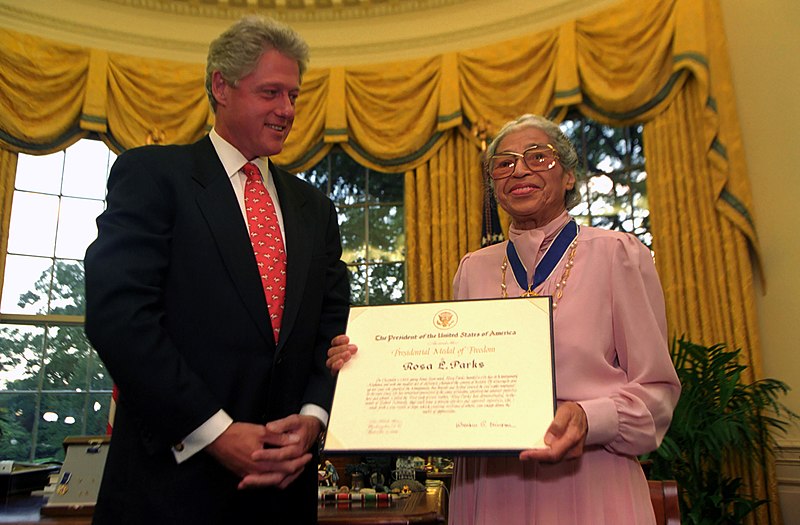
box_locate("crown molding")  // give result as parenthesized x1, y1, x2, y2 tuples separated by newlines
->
(98, 0, 473, 22)
(0, 0, 622, 67)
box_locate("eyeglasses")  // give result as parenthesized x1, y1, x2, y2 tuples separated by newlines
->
(488, 143, 560, 180)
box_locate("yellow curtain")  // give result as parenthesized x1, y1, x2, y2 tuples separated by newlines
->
(645, 80, 760, 365)
(0, 31, 89, 153)
(0, 0, 776, 518)
(641, 1, 772, 520)
(645, 80, 776, 524)
(406, 128, 483, 302)
(0, 149, 17, 294)
(104, 54, 211, 149)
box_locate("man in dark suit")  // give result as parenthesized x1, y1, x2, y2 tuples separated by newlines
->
(84, 15, 349, 524)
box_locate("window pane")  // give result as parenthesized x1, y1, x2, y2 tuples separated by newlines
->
(50, 260, 86, 316)
(0, 323, 45, 389)
(369, 171, 403, 202)
(1, 255, 53, 314)
(571, 199, 588, 216)
(561, 117, 650, 249)
(62, 139, 114, 199)
(89, 351, 114, 391)
(37, 392, 90, 461)
(368, 262, 405, 305)
(0, 392, 36, 461)
(295, 149, 405, 305)
(338, 206, 366, 263)
(56, 197, 103, 259)
(41, 326, 90, 391)
(589, 196, 615, 217)
(298, 165, 329, 192)
(330, 154, 366, 204)
(368, 205, 404, 262)
(7, 191, 59, 256)
(348, 265, 367, 305)
(87, 392, 113, 435)
(0, 323, 111, 461)
(588, 173, 614, 197)
(15, 152, 64, 194)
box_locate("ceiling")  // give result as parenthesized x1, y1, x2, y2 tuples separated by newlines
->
(0, 0, 620, 67)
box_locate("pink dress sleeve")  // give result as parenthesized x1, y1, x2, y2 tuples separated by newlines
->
(452, 252, 472, 300)
(577, 234, 680, 456)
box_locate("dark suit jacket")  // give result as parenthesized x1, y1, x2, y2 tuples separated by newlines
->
(84, 136, 350, 524)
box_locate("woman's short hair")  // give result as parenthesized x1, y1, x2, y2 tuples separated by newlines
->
(205, 15, 310, 110)
(485, 114, 582, 209)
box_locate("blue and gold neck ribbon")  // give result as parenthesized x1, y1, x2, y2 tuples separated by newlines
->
(506, 219, 579, 295)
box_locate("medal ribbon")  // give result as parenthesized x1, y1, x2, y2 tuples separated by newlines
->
(506, 219, 579, 294)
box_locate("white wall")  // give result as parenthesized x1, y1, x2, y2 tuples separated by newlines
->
(720, 0, 800, 439)
(721, 1, 800, 521)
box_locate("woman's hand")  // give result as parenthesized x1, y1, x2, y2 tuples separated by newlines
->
(519, 401, 588, 463)
(326, 334, 357, 375)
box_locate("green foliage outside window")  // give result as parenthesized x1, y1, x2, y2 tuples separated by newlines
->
(561, 116, 651, 248)
(1, 262, 112, 462)
(296, 147, 406, 305)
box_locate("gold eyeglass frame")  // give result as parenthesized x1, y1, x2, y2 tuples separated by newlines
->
(488, 143, 560, 180)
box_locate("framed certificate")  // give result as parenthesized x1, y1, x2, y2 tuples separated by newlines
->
(323, 297, 555, 455)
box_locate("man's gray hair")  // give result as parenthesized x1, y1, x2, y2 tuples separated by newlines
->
(205, 15, 310, 110)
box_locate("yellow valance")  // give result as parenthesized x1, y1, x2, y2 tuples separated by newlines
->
(0, 0, 760, 298)
(0, 0, 755, 247)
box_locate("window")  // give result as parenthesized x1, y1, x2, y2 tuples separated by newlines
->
(560, 116, 651, 248)
(0, 139, 116, 462)
(296, 147, 406, 306)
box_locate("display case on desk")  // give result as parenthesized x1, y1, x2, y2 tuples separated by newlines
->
(0, 462, 60, 504)
(41, 436, 109, 517)
(318, 483, 447, 525)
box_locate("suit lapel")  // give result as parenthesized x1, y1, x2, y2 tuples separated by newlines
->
(270, 161, 311, 353)
(191, 138, 275, 348)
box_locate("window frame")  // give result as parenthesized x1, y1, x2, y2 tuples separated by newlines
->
(1, 138, 115, 462)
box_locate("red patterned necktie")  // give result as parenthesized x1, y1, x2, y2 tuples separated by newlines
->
(242, 162, 286, 343)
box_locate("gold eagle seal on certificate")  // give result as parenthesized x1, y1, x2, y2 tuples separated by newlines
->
(433, 309, 458, 329)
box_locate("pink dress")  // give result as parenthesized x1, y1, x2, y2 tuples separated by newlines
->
(448, 211, 681, 525)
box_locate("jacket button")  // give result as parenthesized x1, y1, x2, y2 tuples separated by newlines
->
(174, 442, 185, 452)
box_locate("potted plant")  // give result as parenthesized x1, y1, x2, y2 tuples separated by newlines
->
(641, 337, 797, 524)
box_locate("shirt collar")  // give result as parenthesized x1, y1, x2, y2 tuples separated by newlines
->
(507, 211, 571, 271)
(209, 129, 268, 180)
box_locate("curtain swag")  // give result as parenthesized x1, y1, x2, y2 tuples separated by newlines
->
(0, 0, 756, 249)
(0, 0, 763, 358)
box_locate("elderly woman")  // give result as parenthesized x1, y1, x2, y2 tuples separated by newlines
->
(328, 114, 680, 524)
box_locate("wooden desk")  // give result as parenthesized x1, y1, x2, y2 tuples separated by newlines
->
(318, 486, 446, 525)
(4, 482, 676, 524)
(0, 494, 90, 525)
(0, 485, 446, 525)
